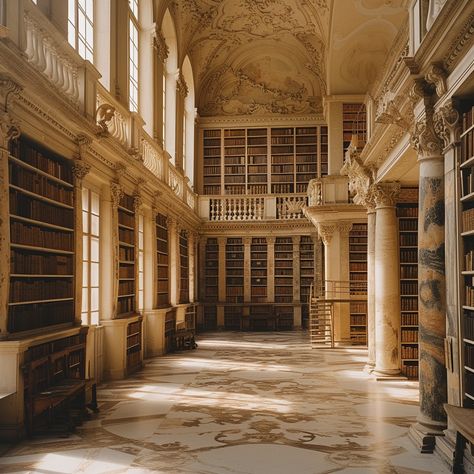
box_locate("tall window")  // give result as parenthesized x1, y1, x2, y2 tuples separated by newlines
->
(138, 214, 144, 311)
(182, 114, 186, 172)
(68, 0, 94, 62)
(162, 72, 166, 149)
(82, 188, 100, 325)
(129, 0, 139, 112)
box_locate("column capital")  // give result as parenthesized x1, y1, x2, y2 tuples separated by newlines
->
(373, 182, 400, 209)
(72, 160, 91, 183)
(217, 236, 227, 246)
(153, 27, 169, 63)
(266, 236, 276, 245)
(292, 235, 300, 246)
(177, 71, 188, 98)
(133, 192, 143, 213)
(433, 100, 461, 149)
(338, 222, 353, 237)
(75, 133, 93, 159)
(110, 181, 124, 208)
(243, 236, 252, 246)
(0, 74, 22, 148)
(317, 222, 336, 246)
(167, 215, 177, 230)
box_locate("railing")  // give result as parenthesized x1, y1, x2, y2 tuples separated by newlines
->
(200, 194, 308, 221)
(307, 176, 351, 206)
(314, 280, 368, 301)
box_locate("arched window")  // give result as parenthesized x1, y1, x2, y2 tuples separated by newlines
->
(182, 56, 195, 185)
(68, 0, 94, 61)
(162, 9, 178, 162)
(128, 0, 139, 112)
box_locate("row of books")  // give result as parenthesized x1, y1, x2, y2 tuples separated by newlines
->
(401, 345, 419, 359)
(118, 211, 135, 228)
(252, 287, 267, 296)
(9, 166, 74, 206)
(248, 156, 267, 165)
(248, 138, 267, 146)
(224, 147, 245, 155)
(349, 254, 366, 262)
(119, 247, 135, 261)
(11, 222, 74, 251)
(11, 251, 72, 275)
(402, 364, 419, 379)
(204, 166, 220, 175)
(402, 312, 419, 326)
(271, 184, 293, 193)
(119, 228, 135, 245)
(224, 138, 245, 146)
(400, 249, 418, 262)
(464, 345, 474, 367)
(224, 176, 245, 184)
(117, 295, 135, 314)
(204, 148, 221, 156)
(401, 281, 418, 294)
(350, 315, 366, 325)
(119, 265, 135, 279)
(248, 176, 267, 183)
(204, 130, 221, 138)
(157, 241, 168, 254)
(247, 146, 267, 154)
(9, 279, 72, 303)
(399, 220, 418, 231)
(205, 176, 220, 184)
(350, 302, 367, 313)
(465, 372, 474, 397)
(464, 249, 474, 271)
(401, 298, 418, 311)
(466, 285, 474, 307)
(461, 130, 474, 164)
(296, 164, 317, 172)
(465, 313, 474, 340)
(401, 329, 419, 342)
(350, 262, 367, 271)
(462, 208, 474, 232)
(461, 104, 473, 132)
(226, 287, 243, 296)
(203, 158, 220, 166)
(397, 207, 418, 218)
(271, 146, 293, 154)
(248, 185, 268, 194)
(119, 280, 135, 295)
(350, 237, 367, 244)
(400, 234, 418, 246)
(10, 193, 73, 229)
(157, 280, 168, 292)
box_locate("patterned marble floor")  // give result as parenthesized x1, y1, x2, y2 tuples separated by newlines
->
(0, 331, 449, 474)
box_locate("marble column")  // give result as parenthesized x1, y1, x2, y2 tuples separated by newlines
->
(243, 237, 251, 303)
(168, 217, 178, 306)
(373, 182, 401, 377)
(267, 237, 276, 302)
(409, 108, 448, 451)
(366, 205, 376, 371)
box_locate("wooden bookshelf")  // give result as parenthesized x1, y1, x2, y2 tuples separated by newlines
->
(164, 308, 176, 353)
(199, 305, 217, 331)
(201, 126, 327, 196)
(156, 213, 169, 308)
(224, 128, 246, 195)
(349, 223, 367, 345)
(226, 237, 244, 303)
(460, 104, 474, 405)
(343, 103, 366, 152)
(126, 320, 142, 373)
(224, 305, 242, 330)
(8, 138, 75, 333)
(300, 235, 315, 327)
(179, 231, 189, 304)
(203, 129, 221, 195)
(275, 237, 293, 303)
(251, 237, 267, 302)
(204, 238, 218, 301)
(398, 203, 419, 380)
(117, 193, 136, 317)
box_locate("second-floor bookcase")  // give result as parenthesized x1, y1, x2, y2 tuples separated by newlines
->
(8, 137, 75, 333)
(117, 193, 136, 317)
(275, 237, 293, 303)
(156, 213, 169, 308)
(226, 237, 244, 303)
(251, 237, 267, 302)
(179, 231, 189, 304)
(460, 103, 474, 406)
(398, 202, 419, 379)
(343, 103, 366, 152)
(349, 223, 367, 345)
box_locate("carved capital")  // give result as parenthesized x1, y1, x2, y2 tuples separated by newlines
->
(243, 236, 252, 246)
(133, 192, 143, 212)
(317, 223, 336, 246)
(373, 182, 400, 208)
(176, 72, 188, 98)
(153, 28, 169, 63)
(0, 75, 22, 148)
(266, 236, 276, 245)
(433, 101, 461, 148)
(168, 216, 177, 230)
(217, 236, 227, 246)
(338, 222, 353, 237)
(110, 181, 124, 208)
(410, 115, 444, 159)
(425, 63, 447, 97)
(72, 160, 91, 182)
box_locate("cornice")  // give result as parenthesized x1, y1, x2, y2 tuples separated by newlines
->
(200, 219, 313, 235)
(198, 114, 325, 128)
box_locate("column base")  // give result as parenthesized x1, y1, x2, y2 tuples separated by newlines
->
(371, 367, 406, 381)
(409, 415, 447, 453)
(364, 363, 375, 374)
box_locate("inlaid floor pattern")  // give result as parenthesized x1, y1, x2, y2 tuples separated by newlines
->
(0, 331, 449, 473)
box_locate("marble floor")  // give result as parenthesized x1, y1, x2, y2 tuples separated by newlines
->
(0, 331, 449, 474)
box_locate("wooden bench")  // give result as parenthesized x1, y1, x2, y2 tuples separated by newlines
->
(444, 404, 474, 473)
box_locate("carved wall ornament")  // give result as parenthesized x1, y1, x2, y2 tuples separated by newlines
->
(133, 192, 143, 212)
(443, 11, 474, 69)
(72, 160, 91, 182)
(177, 72, 189, 98)
(0, 75, 22, 147)
(373, 182, 401, 208)
(410, 115, 444, 159)
(433, 101, 461, 148)
(110, 181, 124, 208)
(338, 222, 353, 237)
(317, 223, 336, 246)
(95, 103, 116, 137)
(153, 28, 169, 63)
(375, 90, 411, 132)
(425, 63, 447, 97)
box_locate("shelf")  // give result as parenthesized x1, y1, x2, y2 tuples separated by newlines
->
(11, 274, 74, 278)
(11, 243, 74, 255)
(9, 184, 74, 210)
(9, 297, 74, 306)
(9, 156, 73, 188)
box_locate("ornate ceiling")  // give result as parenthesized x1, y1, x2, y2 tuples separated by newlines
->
(165, 0, 408, 118)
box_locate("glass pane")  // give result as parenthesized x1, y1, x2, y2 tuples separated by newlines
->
(91, 236, 99, 261)
(91, 214, 99, 236)
(81, 312, 88, 326)
(91, 191, 100, 215)
(91, 287, 99, 311)
(83, 235, 89, 260)
(91, 262, 99, 286)
(82, 261, 89, 286)
(91, 311, 99, 326)
(82, 288, 89, 312)
(82, 187, 89, 210)
(82, 210, 89, 233)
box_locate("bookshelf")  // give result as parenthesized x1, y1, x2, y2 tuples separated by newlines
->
(251, 237, 267, 303)
(203, 129, 221, 195)
(199, 305, 217, 331)
(117, 193, 136, 317)
(300, 235, 315, 327)
(343, 103, 367, 152)
(225, 306, 242, 330)
(126, 320, 142, 373)
(349, 223, 367, 345)
(460, 104, 474, 405)
(204, 238, 218, 301)
(398, 203, 419, 380)
(200, 126, 328, 196)
(156, 213, 169, 308)
(8, 137, 75, 333)
(226, 237, 244, 303)
(165, 308, 176, 353)
(179, 231, 189, 304)
(275, 237, 293, 303)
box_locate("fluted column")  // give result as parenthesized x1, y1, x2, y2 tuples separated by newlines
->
(267, 237, 276, 302)
(409, 102, 448, 450)
(373, 182, 401, 377)
(366, 205, 376, 371)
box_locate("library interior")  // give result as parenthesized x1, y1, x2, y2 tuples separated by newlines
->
(0, 0, 473, 473)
